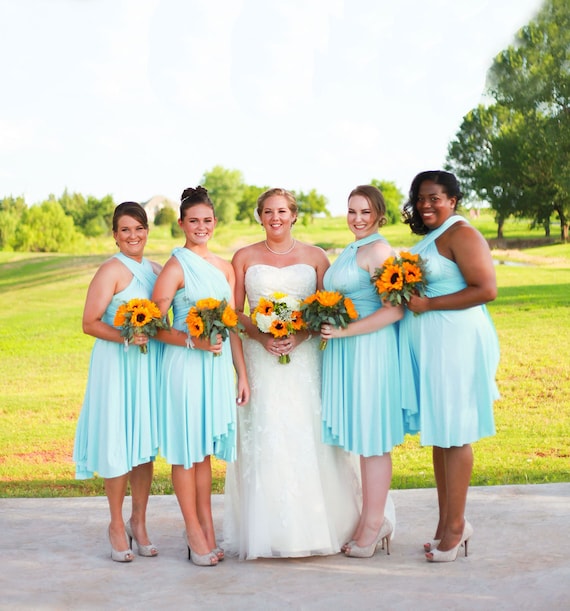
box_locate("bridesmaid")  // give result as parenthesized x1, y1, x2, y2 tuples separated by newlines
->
(73, 201, 161, 562)
(152, 186, 249, 567)
(320, 185, 404, 557)
(399, 170, 499, 562)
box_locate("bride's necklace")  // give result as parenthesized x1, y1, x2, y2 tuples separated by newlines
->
(264, 239, 296, 255)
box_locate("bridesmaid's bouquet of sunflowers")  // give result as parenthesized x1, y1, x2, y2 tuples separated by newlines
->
(186, 297, 242, 356)
(114, 298, 170, 354)
(372, 251, 428, 309)
(251, 292, 305, 364)
(301, 290, 358, 350)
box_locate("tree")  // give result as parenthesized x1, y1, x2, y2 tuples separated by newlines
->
(59, 190, 115, 236)
(201, 166, 245, 223)
(154, 206, 177, 226)
(294, 189, 330, 224)
(14, 199, 82, 252)
(370, 180, 403, 225)
(0, 196, 27, 250)
(236, 185, 269, 222)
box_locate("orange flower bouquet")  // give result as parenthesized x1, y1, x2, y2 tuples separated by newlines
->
(372, 251, 428, 309)
(186, 297, 242, 357)
(251, 292, 305, 364)
(301, 290, 359, 350)
(114, 298, 169, 354)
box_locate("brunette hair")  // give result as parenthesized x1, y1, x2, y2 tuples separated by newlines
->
(179, 186, 215, 219)
(112, 201, 148, 232)
(402, 170, 464, 235)
(348, 185, 387, 228)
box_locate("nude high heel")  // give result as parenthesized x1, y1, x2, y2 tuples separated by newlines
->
(125, 519, 158, 557)
(183, 531, 218, 567)
(108, 527, 134, 563)
(423, 539, 440, 552)
(425, 520, 473, 563)
(345, 518, 393, 558)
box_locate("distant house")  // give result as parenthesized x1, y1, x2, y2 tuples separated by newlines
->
(141, 195, 178, 224)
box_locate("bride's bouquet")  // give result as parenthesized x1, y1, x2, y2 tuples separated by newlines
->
(251, 292, 305, 364)
(186, 297, 242, 356)
(371, 251, 428, 310)
(301, 290, 358, 350)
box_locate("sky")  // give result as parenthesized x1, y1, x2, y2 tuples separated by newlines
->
(0, 0, 544, 216)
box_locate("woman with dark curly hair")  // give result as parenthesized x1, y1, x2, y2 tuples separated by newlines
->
(399, 170, 500, 562)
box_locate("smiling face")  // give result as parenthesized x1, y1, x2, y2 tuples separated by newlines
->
(416, 180, 457, 229)
(178, 203, 217, 246)
(113, 214, 148, 259)
(259, 194, 297, 238)
(347, 193, 380, 240)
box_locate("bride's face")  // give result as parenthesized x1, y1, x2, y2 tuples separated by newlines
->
(260, 195, 296, 238)
(347, 194, 379, 240)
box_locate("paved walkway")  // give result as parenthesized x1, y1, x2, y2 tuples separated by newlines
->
(1, 483, 569, 610)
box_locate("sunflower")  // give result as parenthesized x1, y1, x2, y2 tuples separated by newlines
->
(114, 303, 129, 327)
(290, 310, 305, 331)
(399, 251, 419, 262)
(196, 297, 221, 310)
(344, 297, 359, 320)
(377, 264, 404, 292)
(402, 261, 422, 283)
(222, 305, 238, 328)
(269, 319, 289, 338)
(256, 297, 274, 316)
(131, 305, 153, 327)
(303, 293, 318, 305)
(187, 315, 205, 337)
(316, 290, 342, 307)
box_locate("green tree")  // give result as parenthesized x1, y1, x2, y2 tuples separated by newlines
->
(236, 185, 269, 222)
(293, 189, 330, 223)
(0, 196, 27, 250)
(59, 191, 115, 236)
(201, 166, 245, 223)
(154, 206, 178, 226)
(370, 180, 403, 225)
(14, 199, 81, 252)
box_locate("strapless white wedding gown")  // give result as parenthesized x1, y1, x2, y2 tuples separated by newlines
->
(223, 264, 363, 559)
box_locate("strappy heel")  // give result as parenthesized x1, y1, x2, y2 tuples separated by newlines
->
(125, 519, 158, 557)
(425, 520, 473, 563)
(345, 518, 393, 558)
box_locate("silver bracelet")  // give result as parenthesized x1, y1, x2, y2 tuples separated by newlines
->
(186, 335, 195, 350)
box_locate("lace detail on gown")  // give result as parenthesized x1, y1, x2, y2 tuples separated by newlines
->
(223, 264, 362, 559)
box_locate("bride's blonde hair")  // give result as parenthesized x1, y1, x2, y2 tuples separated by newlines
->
(256, 188, 298, 224)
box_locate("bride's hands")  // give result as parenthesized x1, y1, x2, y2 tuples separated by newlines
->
(264, 335, 294, 358)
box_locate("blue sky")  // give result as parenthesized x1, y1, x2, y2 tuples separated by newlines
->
(0, 0, 543, 215)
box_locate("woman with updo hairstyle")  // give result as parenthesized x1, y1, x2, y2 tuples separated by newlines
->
(399, 170, 499, 562)
(319, 185, 403, 558)
(152, 186, 249, 567)
(223, 187, 361, 560)
(74, 201, 162, 562)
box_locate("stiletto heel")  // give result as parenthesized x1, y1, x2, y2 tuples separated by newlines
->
(125, 519, 158, 557)
(108, 527, 134, 563)
(183, 532, 218, 567)
(345, 518, 393, 558)
(425, 520, 473, 563)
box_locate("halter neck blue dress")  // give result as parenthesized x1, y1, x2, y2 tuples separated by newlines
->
(74, 253, 161, 479)
(399, 215, 500, 446)
(321, 234, 405, 456)
(158, 247, 236, 468)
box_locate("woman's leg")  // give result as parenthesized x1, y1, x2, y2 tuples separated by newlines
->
(353, 453, 392, 547)
(438, 444, 473, 551)
(171, 463, 212, 556)
(432, 446, 447, 540)
(128, 461, 154, 545)
(105, 474, 131, 554)
(195, 457, 217, 550)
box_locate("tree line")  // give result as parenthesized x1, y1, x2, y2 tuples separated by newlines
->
(446, 0, 569, 241)
(0, 170, 403, 253)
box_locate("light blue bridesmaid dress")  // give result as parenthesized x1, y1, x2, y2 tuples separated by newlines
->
(399, 215, 500, 447)
(321, 234, 405, 456)
(158, 247, 236, 468)
(73, 252, 161, 479)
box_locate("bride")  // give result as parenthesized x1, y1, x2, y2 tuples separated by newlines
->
(223, 188, 361, 559)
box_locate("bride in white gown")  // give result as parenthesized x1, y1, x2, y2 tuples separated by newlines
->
(223, 188, 362, 559)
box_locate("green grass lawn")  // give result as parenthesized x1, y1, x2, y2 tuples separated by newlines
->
(0, 213, 569, 497)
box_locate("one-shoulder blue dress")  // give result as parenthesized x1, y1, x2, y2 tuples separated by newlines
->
(73, 253, 161, 479)
(158, 247, 236, 468)
(399, 215, 500, 447)
(321, 234, 405, 456)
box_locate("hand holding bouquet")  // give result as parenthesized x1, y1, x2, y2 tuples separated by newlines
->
(301, 290, 358, 350)
(186, 297, 242, 356)
(371, 251, 428, 310)
(251, 292, 305, 364)
(114, 298, 170, 354)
